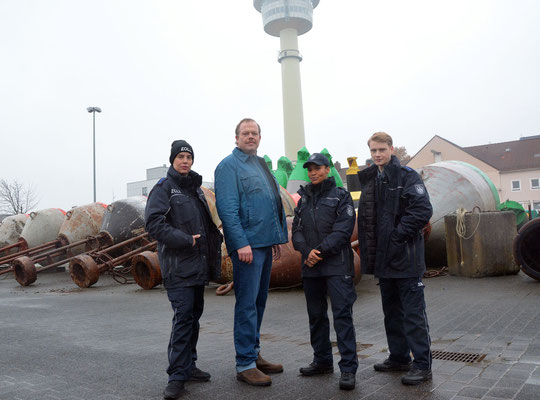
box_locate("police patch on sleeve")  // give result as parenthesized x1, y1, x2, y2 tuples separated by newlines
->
(414, 184, 425, 195)
(346, 205, 354, 216)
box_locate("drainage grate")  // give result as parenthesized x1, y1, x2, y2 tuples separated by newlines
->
(432, 350, 486, 363)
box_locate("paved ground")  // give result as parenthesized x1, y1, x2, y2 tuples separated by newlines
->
(0, 268, 539, 400)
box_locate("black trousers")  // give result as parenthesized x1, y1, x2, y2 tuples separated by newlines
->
(379, 277, 432, 370)
(166, 285, 205, 382)
(303, 275, 358, 373)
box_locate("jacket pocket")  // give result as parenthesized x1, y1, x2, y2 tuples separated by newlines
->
(164, 246, 200, 280)
(387, 237, 409, 271)
(240, 174, 263, 194)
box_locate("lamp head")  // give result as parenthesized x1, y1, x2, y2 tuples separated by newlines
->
(86, 107, 102, 113)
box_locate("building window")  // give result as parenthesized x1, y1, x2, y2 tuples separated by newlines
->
(142, 187, 148, 196)
(511, 180, 521, 192)
(533, 202, 540, 211)
(531, 178, 540, 190)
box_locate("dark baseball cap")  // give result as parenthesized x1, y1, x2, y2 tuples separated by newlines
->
(303, 153, 330, 168)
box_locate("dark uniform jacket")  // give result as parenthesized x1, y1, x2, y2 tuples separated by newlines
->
(145, 167, 222, 289)
(357, 156, 432, 278)
(292, 177, 356, 278)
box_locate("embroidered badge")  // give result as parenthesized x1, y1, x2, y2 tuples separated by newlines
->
(414, 184, 425, 195)
(346, 205, 354, 217)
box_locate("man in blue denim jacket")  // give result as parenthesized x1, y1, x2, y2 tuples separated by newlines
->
(214, 118, 288, 387)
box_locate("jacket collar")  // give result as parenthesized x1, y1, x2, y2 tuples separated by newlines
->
(233, 147, 257, 162)
(167, 167, 203, 189)
(357, 155, 401, 185)
(298, 176, 336, 197)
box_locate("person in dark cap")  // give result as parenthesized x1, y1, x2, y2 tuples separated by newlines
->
(292, 153, 358, 391)
(145, 140, 223, 399)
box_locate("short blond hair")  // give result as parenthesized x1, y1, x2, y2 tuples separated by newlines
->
(367, 132, 393, 147)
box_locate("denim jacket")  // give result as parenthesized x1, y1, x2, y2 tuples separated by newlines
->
(214, 148, 288, 254)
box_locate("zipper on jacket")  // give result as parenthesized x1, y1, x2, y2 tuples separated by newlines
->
(254, 158, 285, 242)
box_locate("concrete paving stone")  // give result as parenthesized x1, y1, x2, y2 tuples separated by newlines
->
(456, 385, 490, 398)
(514, 383, 540, 400)
(482, 397, 512, 400)
(496, 377, 528, 389)
(502, 368, 532, 380)
(510, 363, 538, 372)
(519, 356, 540, 364)
(486, 386, 520, 398)
(524, 376, 540, 385)
(424, 390, 459, 400)
(450, 373, 478, 384)
(434, 362, 464, 375)
(468, 377, 498, 388)
(437, 380, 466, 391)
(480, 370, 510, 380)
(2, 272, 540, 400)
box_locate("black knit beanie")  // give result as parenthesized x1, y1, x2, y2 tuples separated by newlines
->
(169, 140, 194, 164)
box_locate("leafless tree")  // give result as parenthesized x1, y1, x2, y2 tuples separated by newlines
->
(394, 146, 411, 164)
(0, 179, 39, 215)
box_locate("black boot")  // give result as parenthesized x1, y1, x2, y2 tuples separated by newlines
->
(401, 368, 432, 385)
(163, 380, 185, 399)
(339, 372, 356, 390)
(299, 362, 334, 376)
(373, 358, 412, 372)
(189, 367, 211, 382)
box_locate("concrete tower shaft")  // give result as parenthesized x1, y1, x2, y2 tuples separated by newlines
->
(254, 0, 320, 160)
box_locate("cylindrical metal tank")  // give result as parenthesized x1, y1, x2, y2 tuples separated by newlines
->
(0, 214, 29, 248)
(58, 202, 108, 254)
(100, 197, 147, 244)
(20, 208, 66, 249)
(513, 218, 540, 281)
(417, 161, 500, 267)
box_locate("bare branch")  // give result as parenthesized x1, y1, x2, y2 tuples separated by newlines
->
(394, 146, 411, 164)
(0, 179, 39, 215)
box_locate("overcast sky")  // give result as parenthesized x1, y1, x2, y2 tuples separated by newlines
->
(1, 0, 539, 211)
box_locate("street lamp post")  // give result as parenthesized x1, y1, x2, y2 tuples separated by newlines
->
(86, 106, 102, 202)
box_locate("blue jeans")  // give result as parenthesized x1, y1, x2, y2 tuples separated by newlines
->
(231, 246, 273, 372)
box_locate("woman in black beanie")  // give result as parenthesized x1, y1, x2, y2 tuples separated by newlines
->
(145, 140, 222, 399)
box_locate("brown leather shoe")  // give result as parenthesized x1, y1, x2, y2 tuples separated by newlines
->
(256, 353, 284, 374)
(237, 368, 272, 386)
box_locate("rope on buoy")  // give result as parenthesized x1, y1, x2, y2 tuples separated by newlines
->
(455, 207, 481, 266)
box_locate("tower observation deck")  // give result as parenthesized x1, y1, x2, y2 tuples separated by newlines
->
(254, 0, 320, 160)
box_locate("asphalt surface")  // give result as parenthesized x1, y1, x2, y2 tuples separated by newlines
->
(1, 268, 539, 400)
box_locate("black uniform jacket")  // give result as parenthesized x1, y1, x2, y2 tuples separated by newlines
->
(357, 156, 433, 278)
(145, 167, 222, 289)
(292, 177, 356, 278)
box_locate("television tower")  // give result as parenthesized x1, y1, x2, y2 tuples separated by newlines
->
(254, 0, 320, 160)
